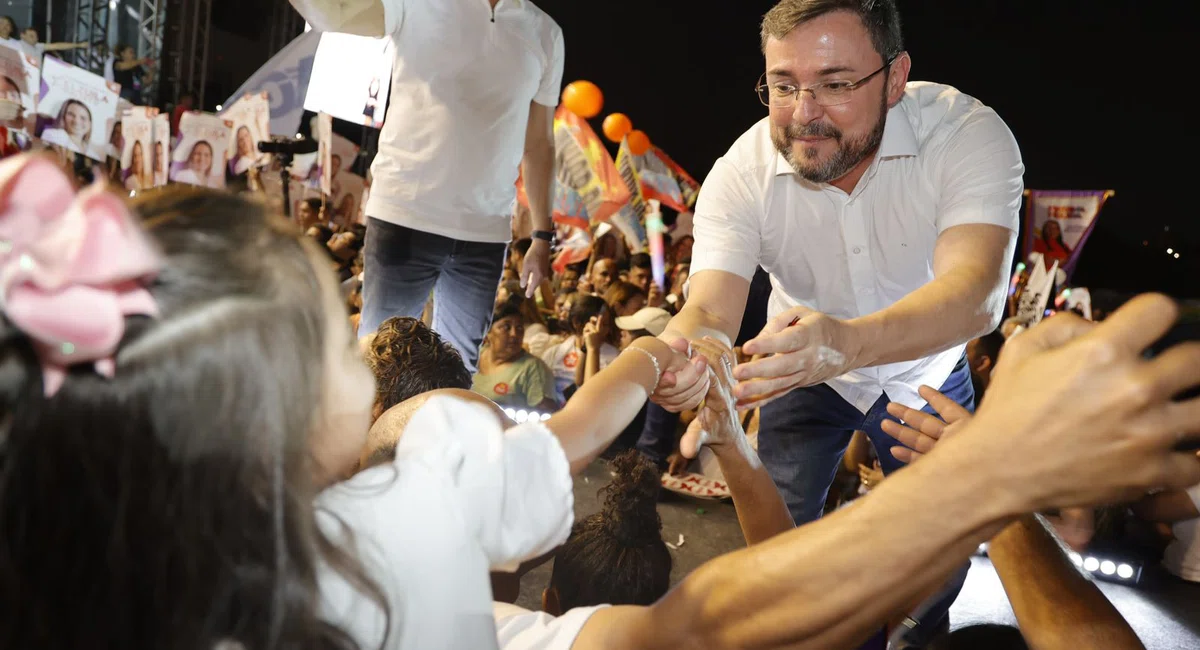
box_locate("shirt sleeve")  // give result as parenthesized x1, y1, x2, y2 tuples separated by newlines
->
(934, 108, 1025, 234)
(533, 25, 565, 107)
(520, 356, 556, 408)
(396, 395, 574, 570)
(689, 157, 763, 282)
(495, 606, 609, 650)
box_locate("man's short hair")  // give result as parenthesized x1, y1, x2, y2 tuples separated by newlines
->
(365, 317, 472, 414)
(974, 329, 1005, 364)
(761, 0, 904, 61)
(629, 252, 652, 270)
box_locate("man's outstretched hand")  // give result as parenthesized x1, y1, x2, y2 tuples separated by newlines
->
(650, 337, 710, 412)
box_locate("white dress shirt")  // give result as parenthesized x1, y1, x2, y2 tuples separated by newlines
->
(691, 82, 1024, 412)
(317, 395, 575, 649)
(493, 602, 607, 650)
(365, 0, 565, 243)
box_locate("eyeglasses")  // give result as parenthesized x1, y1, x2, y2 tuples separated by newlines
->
(756, 56, 897, 109)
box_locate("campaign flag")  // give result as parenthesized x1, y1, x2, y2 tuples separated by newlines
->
(1022, 190, 1114, 279)
(225, 29, 320, 137)
(553, 105, 629, 224)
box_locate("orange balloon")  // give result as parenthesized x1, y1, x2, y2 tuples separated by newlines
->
(627, 130, 652, 156)
(562, 81, 604, 118)
(602, 113, 633, 143)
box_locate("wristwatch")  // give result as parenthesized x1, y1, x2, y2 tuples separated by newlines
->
(531, 230, 554, 244)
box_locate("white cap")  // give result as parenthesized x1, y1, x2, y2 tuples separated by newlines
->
(614, 307, 672, 336)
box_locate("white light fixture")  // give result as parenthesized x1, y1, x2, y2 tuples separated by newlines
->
(1117, 564, 1134, 579)
(1167, 248, 1174, 254)
(1175, 253, 1181, 259)
(541, 412, 552, 421)
(1083, 557, 1100, 572)
(1100, 561, 1116, 576)
(108, 0, 117, 10)
(215, 104, 223, 111)
(1069, 552, 1083, 567)
(515, 410, 528, 423)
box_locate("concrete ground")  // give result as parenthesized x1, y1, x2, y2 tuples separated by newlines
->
(515, 460, 1200, 649)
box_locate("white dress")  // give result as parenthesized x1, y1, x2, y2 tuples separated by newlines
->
(316, 395, 577, 649)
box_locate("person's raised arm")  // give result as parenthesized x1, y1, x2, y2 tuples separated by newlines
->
(680, 338, 793, 545)
(289, 0, 388, 36)
(546, 336, 700, 475)
(569, 295, 1200, 650)
(988, 515, 1145, 650)
(653, 157, 760, 411)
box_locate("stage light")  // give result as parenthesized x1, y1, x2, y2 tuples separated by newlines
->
(515, 410, 528, 423)
(1083, 557, 1100, 572)
(1175, 253, 1181, 259)
(215, 104, 223, 111)
(1167, 248, 1174, 254)
(1117, 564, 1134, 579)
(1069, 552, 1083, 566)
(1100, 561, 1116, 576)
(541, 412, 552, 421)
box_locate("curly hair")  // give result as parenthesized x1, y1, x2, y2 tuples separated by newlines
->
(549, 450, 672, 609)
(364, 317, 471, 417)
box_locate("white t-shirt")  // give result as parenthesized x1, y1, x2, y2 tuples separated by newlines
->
(541, 336, 618, 403)
(365, 0, 566, 243)
(493, 602, 606, 650)
(1164, 484, 1200, 582)
(690, 82, 1024, 412)
(316, 395, 574, 649)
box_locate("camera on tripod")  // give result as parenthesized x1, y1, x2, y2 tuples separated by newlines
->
(258, 136, 320, 219)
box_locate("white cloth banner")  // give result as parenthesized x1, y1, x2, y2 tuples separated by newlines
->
(224, 30, 321, 137)
(1016, 252, 1058, 326)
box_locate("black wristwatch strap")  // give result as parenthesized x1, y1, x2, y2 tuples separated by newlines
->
(531, 230, 554, 242)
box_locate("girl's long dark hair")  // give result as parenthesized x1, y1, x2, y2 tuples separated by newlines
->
(0, 187, 386, 649)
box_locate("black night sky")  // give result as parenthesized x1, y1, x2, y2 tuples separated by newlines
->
(216, 0, 1194, 298)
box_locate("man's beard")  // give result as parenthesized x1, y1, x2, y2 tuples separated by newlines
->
(771, 93, 888, 184)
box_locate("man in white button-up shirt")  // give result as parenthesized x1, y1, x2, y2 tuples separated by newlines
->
(652, 1, 1022, 642)
(289, 0, 564, 372)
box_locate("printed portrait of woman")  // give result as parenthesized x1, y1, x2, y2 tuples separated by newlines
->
(152, 140, 165, 185)
(336, 192, 356, 228)
(123, 139, 153, 191)
(171, 139, 221, 189)
(1032, 218, 1072, 267)
(0, 75, 25, 130)
(228, 125, 256, 177)
(362, 76, 380, 123)
(39, 98, 93, 154)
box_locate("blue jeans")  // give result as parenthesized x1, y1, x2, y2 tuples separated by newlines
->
(360, 218, 507, 373)
(757, 354, 975, 647)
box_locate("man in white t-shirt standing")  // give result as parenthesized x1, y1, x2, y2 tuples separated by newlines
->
(650, 1, 1022, 644)
(290, 0, 564, 372)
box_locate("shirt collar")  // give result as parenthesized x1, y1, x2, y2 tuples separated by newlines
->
(774, 101, 919, 177)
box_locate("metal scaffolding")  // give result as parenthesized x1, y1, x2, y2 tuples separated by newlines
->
(136, 0, 165, 102)
(70, 0, 111, 74)
(161, 0, 212, 106)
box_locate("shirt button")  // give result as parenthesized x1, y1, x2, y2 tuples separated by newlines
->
(852, 247, 862, 254)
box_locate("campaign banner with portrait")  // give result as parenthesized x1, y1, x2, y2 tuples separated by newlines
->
(171, 112, 232, 189)
(1022, 190, 1113, 278)
(323, 131, 359, 199)
(34, 56, 121, 161)
(152, 113, 170, 186)
(304, 32, 393, 129)
(120, 107, 157, 191)
(0, 40, 39, 138)
(330, 171, 366, 229)
(220, 92, 271, 176)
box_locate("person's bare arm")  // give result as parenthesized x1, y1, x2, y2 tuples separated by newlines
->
(988, 516, 1145, 650)
(547, 337, 698, 475)
(1132, 489, 1200, 524)
(42, 41, 86, 52)
(682, 339, 793, 545)
(520, 101, 555, 297)
(289, 0, 386, 36)
(735, 224, 1014, 407)
(849, 223, 1016, 366)
(650, 269, 750, 411)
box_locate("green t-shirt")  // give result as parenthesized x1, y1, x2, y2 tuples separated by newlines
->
(472, 351, 557, 410)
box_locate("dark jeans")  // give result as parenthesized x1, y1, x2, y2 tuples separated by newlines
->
(635, 402, 682, 469)
(757, 354, 976, 647)
(360, 218, 507, 372)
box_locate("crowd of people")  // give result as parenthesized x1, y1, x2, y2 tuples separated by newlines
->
(2, 0, 1199, 649)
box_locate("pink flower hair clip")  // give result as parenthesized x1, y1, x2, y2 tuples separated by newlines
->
(0, 155, 162, 396)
